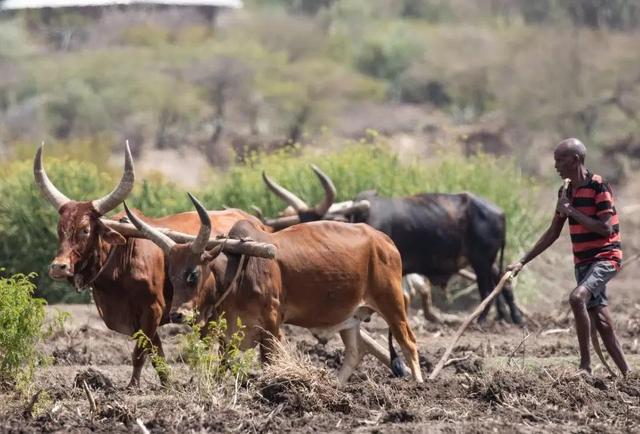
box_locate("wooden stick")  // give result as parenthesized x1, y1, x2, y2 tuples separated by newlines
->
(590, 315, 616, 377)
(82, 380, 97, 413)
(507, 331, 532, 366)
(429, 271, 513, 380)
(101, 219, 277, 259)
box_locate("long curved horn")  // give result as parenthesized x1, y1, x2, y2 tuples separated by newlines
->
(123, 202, 175, 255)
(310, 164, 336, 216)
(91, 141, 135, 216)
(262, 170, 308, 212)
(33, 143, 72, 211)
(187, 193, 211, 254)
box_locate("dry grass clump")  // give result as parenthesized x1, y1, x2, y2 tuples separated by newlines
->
(256, 338, 352, 415)
(471, 366, 640, 426)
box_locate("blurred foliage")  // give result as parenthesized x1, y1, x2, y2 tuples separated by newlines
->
(1, 2, 639, 164)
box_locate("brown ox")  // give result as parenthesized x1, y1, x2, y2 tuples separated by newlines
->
(124, 194, 424, 384)
(34, 144, 260, 388)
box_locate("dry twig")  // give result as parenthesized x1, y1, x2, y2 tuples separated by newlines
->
(507, 332, 533, 366)
(429, 271, 513, 380)
(81, 380, 96, 413)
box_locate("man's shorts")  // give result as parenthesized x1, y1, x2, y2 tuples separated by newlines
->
(574, 261, 618, 310)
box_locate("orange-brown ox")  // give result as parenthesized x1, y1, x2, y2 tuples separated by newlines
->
(34, 144, 261, 388)
(124, 194, 424, 384)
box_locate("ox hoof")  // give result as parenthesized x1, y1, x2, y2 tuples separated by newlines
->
(511, 309, 524, 325)
(391, 358, 409, 378)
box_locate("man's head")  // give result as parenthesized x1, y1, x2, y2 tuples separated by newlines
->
(554, 138, 587, 179)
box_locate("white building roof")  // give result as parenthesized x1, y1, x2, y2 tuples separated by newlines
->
(0, 0, 242, 10)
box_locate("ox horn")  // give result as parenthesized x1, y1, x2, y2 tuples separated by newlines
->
(187, 193, 211, 254)
(262, 170, 308, 212)
(123, 202, 176, 255)
(310, 164, 336, 216)
(33, 142, 72, 211)
(91, 141, 135, 216)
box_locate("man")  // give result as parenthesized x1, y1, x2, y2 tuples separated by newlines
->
(507, 138, 629, 376)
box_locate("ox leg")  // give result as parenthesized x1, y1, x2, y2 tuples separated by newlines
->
(387, 320, 423, 383)
(150, 332, 170, 386)
(127, 304, 164, 389)
(337, 327, 365, 384)
(492, 264, 522, 324)
(403, 292, 411, 317)
(418, 281, 441, 323)
(259, 310, 282, 365)
(472, 264, 496, 324)
(392, 322, 423, 383)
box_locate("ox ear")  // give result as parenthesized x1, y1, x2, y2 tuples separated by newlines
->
(96, 221, 126, 245)
(209, 252, 244, 292)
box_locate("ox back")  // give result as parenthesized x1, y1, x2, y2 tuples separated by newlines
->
(352, 191, 521, 323)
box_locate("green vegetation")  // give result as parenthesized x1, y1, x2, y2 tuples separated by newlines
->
(180, 314, 256, 391)
(0, 272, 47, 388)
(133, 330, 171, 385)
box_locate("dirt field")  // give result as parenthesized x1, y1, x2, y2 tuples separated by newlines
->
(2, 180, 639, 433)
(1, 265, 639, 433)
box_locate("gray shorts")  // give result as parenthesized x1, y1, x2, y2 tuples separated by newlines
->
(574, 261, 618, 310)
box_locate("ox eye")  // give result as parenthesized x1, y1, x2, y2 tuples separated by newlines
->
(185, 269, 200, 285)
(80, 227, 90, 237)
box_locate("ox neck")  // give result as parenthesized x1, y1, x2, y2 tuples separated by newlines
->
(74, 238, 121, 291)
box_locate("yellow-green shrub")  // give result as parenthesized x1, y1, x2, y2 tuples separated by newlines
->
(0, 272, 47, 388)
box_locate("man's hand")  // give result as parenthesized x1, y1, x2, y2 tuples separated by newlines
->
(506, 261, 524, 276)
(556, 193, 572, 217)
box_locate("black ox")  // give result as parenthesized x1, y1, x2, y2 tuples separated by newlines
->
(262, 170, 522, 324)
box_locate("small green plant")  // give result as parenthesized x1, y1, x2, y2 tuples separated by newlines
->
(0, 271, 47, 389)
(181, 314, 256, 389)
(45, 309, 71, 339)
(132, 330, 171, 385)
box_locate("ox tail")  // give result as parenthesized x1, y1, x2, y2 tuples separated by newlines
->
(499, 217, 506, 277)
(388, 329, 408, 377)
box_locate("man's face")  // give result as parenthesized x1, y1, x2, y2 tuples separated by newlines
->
(553, 149, 578, 179)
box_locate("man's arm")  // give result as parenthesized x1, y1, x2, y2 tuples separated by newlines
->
(507, 212, 566, 275)
(557, 193, 614, 237)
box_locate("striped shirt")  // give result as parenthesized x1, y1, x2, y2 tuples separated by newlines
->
(557, 172, 622, 268)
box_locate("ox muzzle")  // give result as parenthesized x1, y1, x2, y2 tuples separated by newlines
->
(49, 259, 74, 280)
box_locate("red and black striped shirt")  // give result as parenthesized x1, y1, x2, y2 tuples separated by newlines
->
(557, 172, 622, 268)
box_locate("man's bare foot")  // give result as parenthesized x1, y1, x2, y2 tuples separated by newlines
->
(571, 367, 592, 378)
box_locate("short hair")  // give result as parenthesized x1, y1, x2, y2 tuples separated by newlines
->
(556, 138, 586, 163)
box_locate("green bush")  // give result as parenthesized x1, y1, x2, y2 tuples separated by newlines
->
(0, 272, 47, 387)
(180, 315, 256, 391)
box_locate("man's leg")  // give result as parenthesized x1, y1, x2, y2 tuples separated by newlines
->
(569, 285, 592, 372)
(589, 305, 629, 376)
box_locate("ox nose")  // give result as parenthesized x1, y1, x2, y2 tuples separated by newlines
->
(49, 262, 73, 279)
(170, 312, 184, 324)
